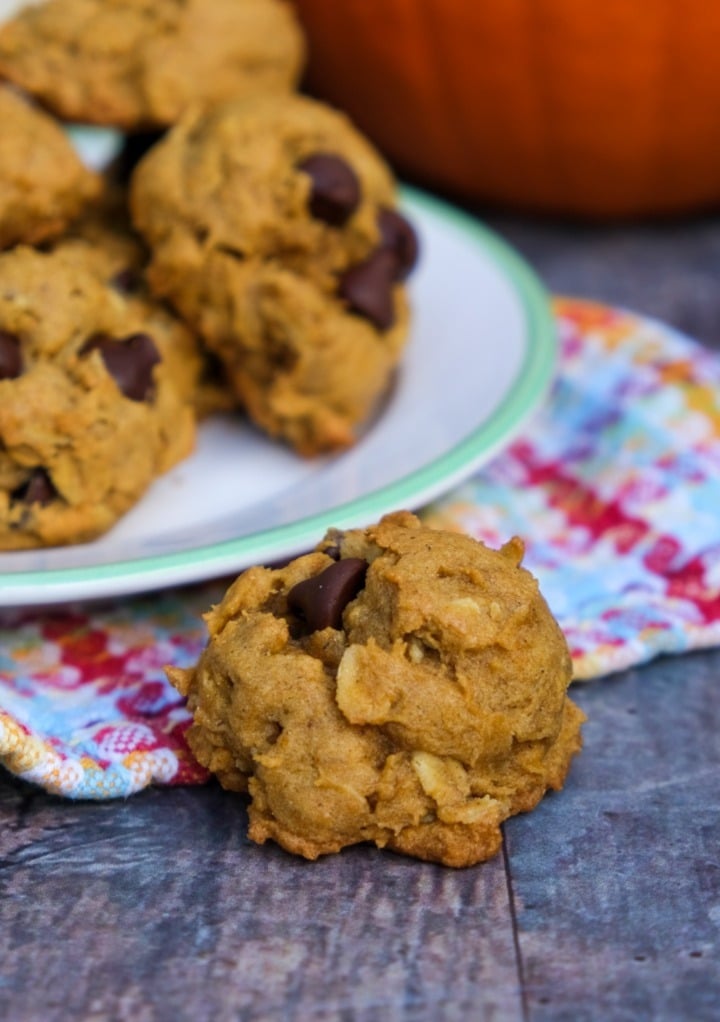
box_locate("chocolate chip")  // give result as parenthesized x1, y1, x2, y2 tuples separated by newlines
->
(110, 267, 143, 294)
(0, 330, 22, 380)
(338, 250, 396, 330)
(11, 468, 55, 506)
(298, 153, 360, 227)
(288, 557, 368, 631)
(82, 332, 161, 401)
(378, 207, 419, 280)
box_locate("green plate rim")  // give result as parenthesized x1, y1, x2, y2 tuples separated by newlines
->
(0, 186, 556, 602)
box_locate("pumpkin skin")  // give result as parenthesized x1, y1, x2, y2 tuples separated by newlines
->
(292, 0, 720, 219)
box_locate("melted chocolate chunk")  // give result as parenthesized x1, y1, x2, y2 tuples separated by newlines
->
(378, 207, 419, 280)
(0, 330, 23, 380)
(11, 467, 55, 506)
(288, 557, 368, 632)
(82, 332, 161, 401)
(298, 153, 360, 227)
(338, 250, 396, 330)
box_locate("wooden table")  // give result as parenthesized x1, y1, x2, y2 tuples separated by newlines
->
(2, 209, 719, 1021)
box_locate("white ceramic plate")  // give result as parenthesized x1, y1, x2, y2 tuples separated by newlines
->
(0, 188, 556, 605)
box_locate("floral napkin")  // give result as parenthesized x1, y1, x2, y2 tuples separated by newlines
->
(1, 298, 719, 798)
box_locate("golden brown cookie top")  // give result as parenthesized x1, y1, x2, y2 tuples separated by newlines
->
(0, 246, 195, 548)
(0, 84, 100, 250)
(170, 512, 583, 867)
(130, 91, 405, 296)
(0, 0, 306, 129)
(0, 243, 127, 360)
(326, 512, 574, 750)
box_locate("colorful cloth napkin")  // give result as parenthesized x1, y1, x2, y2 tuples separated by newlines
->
(1, 298, 719, 799)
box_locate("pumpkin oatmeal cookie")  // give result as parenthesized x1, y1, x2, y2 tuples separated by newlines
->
(169, 511, 584, 867)
(0, 0, 306, 130)
(0, 246, 195, 549)
(0, 84, 100, 250)
(131, 92, 419, 455)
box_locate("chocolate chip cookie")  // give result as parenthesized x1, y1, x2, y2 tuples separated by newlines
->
(168, 511, 584, 867)
(0, 0, 306, 130)
(0, 246, 196, 549)
(0, 84, 100, 250)
(131, 92, 419, 455)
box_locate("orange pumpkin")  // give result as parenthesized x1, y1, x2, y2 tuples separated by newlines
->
(292, 0, 720, 219)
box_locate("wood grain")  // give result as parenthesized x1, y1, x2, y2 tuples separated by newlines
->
(0, 780, 522, 1021)
(507, 650, 720, 1021)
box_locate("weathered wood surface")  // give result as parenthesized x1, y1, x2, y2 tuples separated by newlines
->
(2, 650, 719, 1021)
(1, 215, 720, 1021)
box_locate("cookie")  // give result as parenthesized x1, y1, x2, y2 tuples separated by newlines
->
(131, 92, 419, 455)
(50, 183, 235, 417)
(0, 84, 100, 250)
(0, 246, 196, 549)
(168, 511, 584, 867)
(0, 0, 306, 130)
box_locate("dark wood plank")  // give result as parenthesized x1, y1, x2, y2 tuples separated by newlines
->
(0, 777, 523, 1022)
(505, 649, 720, 1021)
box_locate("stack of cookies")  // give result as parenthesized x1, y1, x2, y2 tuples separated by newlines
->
(0, 2, 584, 869)
(0, 0, 419, 549)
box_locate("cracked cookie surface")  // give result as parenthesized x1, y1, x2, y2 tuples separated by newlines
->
(131, 92, 418, 455)
(0, 247, 195, 549)
(169, 511, 584, 867)
(0, 0, 305, 130)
